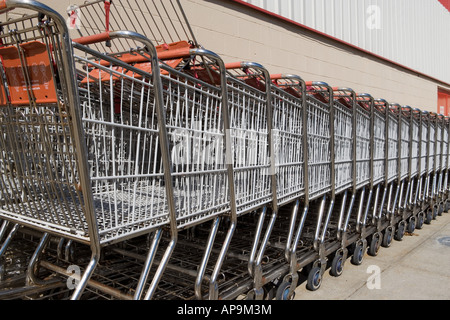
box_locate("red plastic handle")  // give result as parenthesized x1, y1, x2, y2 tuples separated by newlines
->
(225, 62, 244, 70)
(73, 31, 112, 46)
(270, 74, 283, 80)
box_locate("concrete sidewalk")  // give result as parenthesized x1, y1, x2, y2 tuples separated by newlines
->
(293, 212, 450, 300)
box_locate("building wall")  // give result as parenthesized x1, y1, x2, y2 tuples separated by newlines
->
(242, 0, 450, 87)
(4, 0, 449, 111)
(182, 0, 450, 111)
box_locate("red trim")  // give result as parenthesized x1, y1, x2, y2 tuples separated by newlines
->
(229, 0, 450, 88)
(439, 87, 450, 95)
(438, 0, 450, 12)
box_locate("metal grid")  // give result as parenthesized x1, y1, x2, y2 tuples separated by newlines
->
(159, 62, 230, 229)
(225, 68, 272, 216)
(372, 106, 386, 185)
(387, 111, 399, 183)
(436, 118, 443, 171)
(355, 101, 371, 189)
(429, 118, 436, 173)
(76, 53, 171, 243)
(443, 120, 449, 171)
(333, 99, 353, 194)
(410, 114, 420, 178)
(400, 114, 411, 180)
(271, 80, 305, 206)
(66, 0, 197, 52)
(305, 87, 331, 200)
(0, 14, 91, 242)
(421, 115, 429, 176)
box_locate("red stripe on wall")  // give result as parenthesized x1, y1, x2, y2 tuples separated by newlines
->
(438, 0, 450, 12)
(229, 0, 450, 88)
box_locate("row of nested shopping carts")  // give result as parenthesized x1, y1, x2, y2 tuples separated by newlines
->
(0, 0, 449, 300)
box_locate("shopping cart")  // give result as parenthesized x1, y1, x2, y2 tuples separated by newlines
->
(0, 0, 117, 299)
(325, 87, 365, 278)
(271, 81, 338, 296)
(414, 110, 430, 228)
(386, 103, 409, 242)
(399, 107, 423, 234)
(435, 114, 446, 216)
(66, 0, 198, 48)
(331, 90, 374, 272)
(74, 31, 249, 300)
(443, 117, 450, 211)
(369, 99, 398, 248)
(426, 112, 438, 223)
(0, 0, 237, 300)
(65, 0, 200, 78)
(247, 72, 307, 300)
(61, 0, 275, 301)
(194, 61, 275, 300)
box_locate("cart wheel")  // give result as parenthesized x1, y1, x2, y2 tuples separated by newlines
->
(302, 263, 313, 275)
(264, 285, 276, 301)
(416, 212, 424, 229)
(276, 281, 294, 300)
(432, 206, 438, 219)
(394, 222, 405, 241)
(306, 267, 322, 291)
(406, 218, 416, 234)
(330, 254, 344, 277)
(368, 235, 381, 257)
(445, 201, 450, 212)
(0, 261, 5, 282)
(351, 242, 365, 265)
(382, 228, 393, 248)
(438, 203, 444, 216)
(425, 209, 433, 225)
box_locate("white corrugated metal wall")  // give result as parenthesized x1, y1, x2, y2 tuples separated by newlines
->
(242, 0, 450, 85)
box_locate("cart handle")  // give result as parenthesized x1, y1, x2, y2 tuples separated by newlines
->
(225, 61, 245, 70)
(332, 87, 354, 94)
(224, 61, 268, 73)
(73, 32, 192, 63)
(73, 31, 112, 46)
(333, 87, 355, 100)
(374, 98, 388, 105)
(305, 81, 329, 87)
(401, 106, 412, 113)
(356, 93, 373, 101)
(224, 61, 270, 88)
(270, 73, 303, 82)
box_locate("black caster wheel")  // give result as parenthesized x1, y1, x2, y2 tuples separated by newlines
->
(330, 254, 344, 277)
(416, 212, 425, 229)
(406, 218, 416, 234)
(263, 285, 276, 300)
(382, 228, 393, 248)
(425, 209, 433, 225)
(394, 222, 405, 241)
(0, 262, 5, 282)
(438, 203, 444, 216)
(276, 281, 294, 300)
(306, 267, 322, 291)
(351, 242, 365, 265)
(432, 206, 438, 219)
(368, 235, 381, 257)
